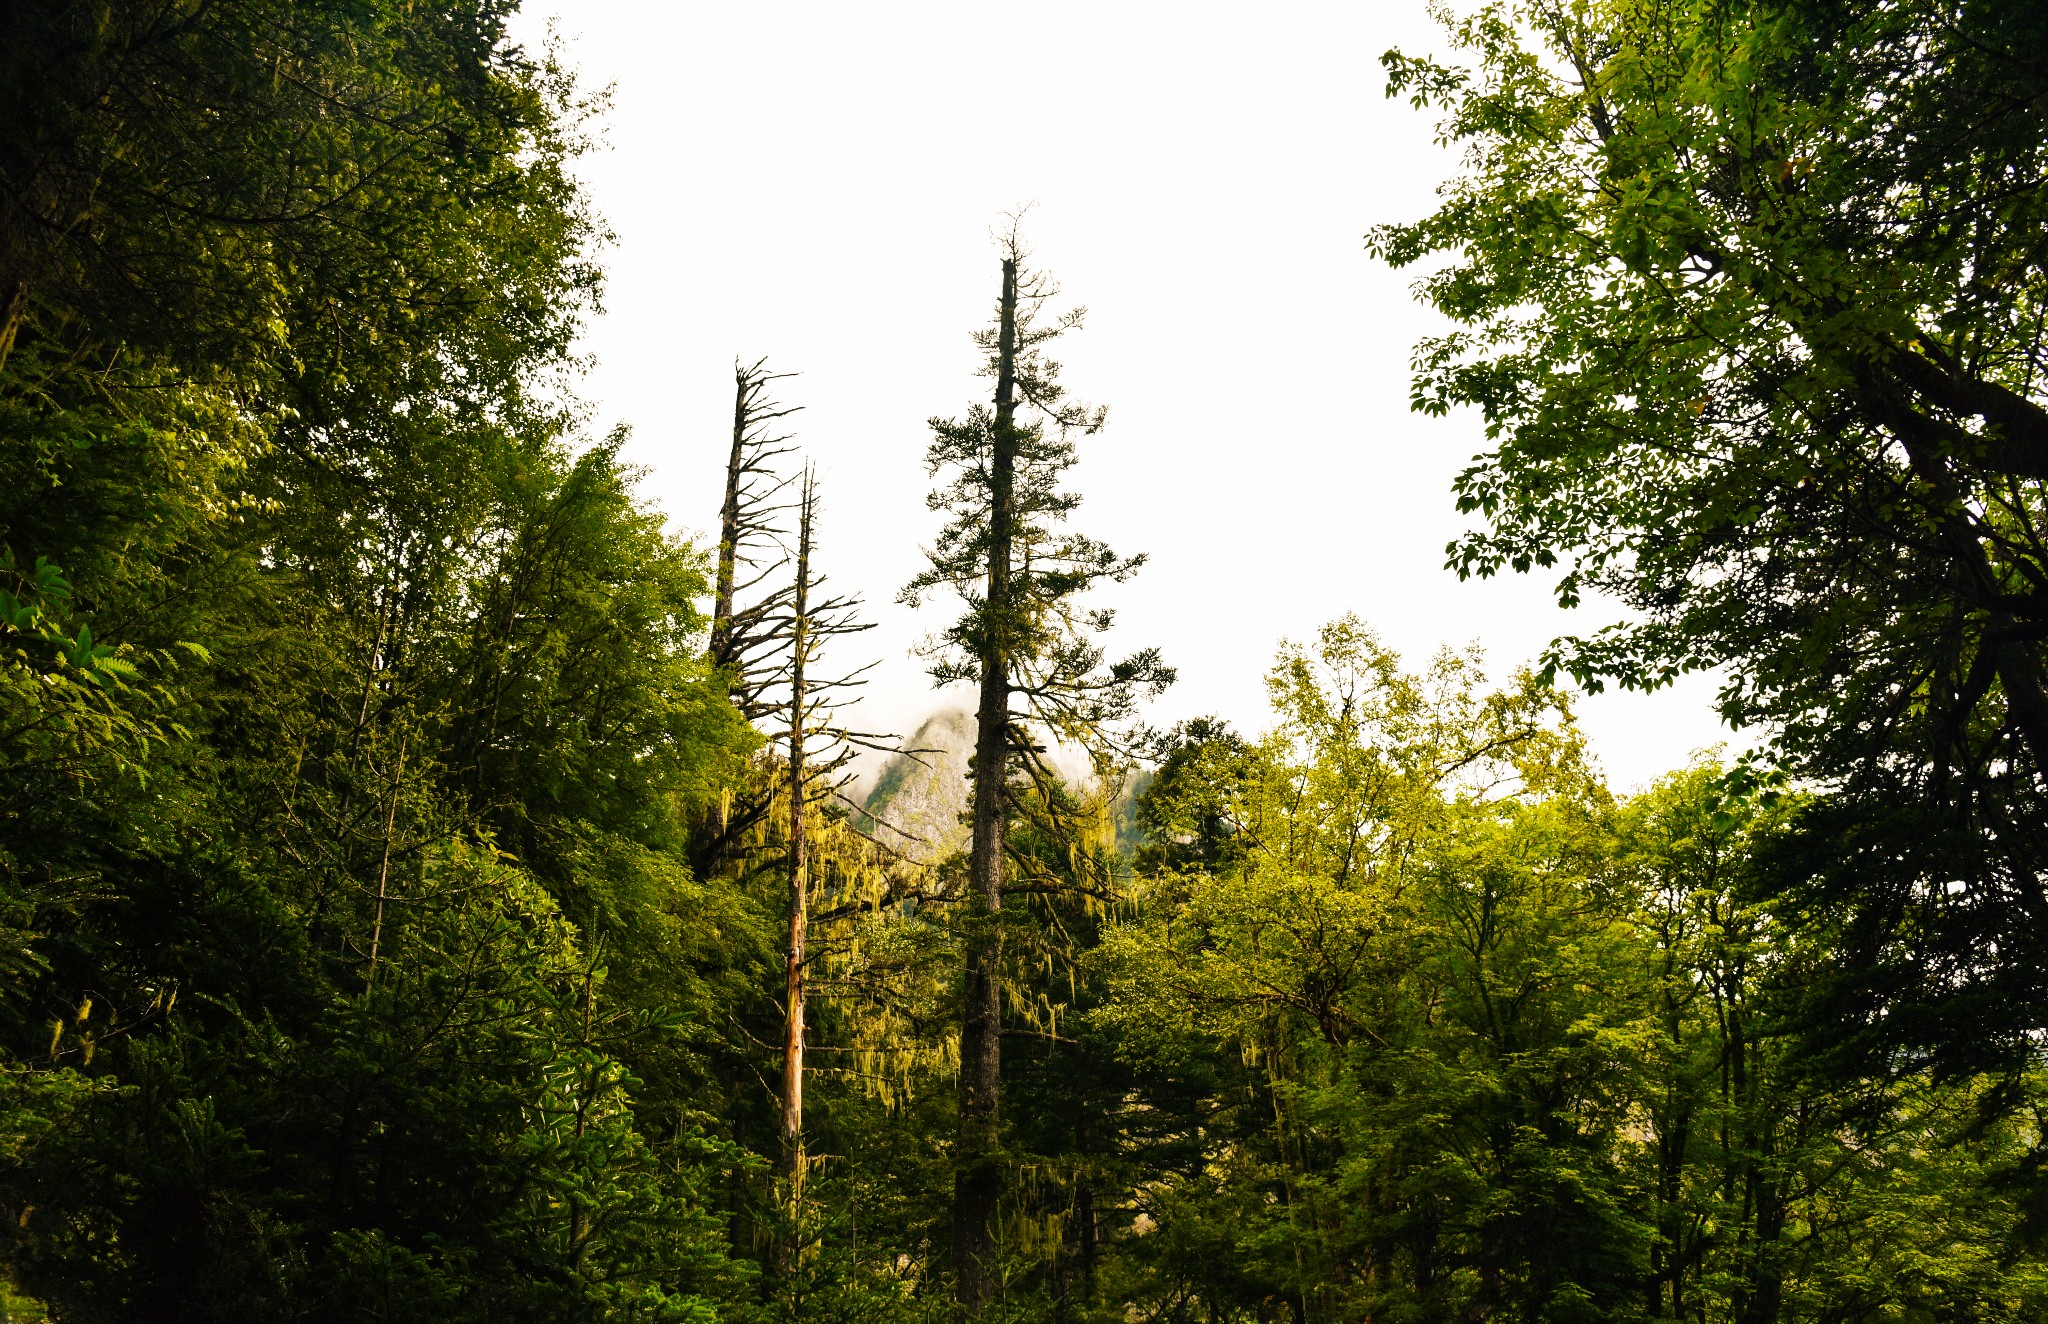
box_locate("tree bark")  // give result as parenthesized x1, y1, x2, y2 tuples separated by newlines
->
(774, 481, 815, 1295)
(362, 732, 407, 993)
(1075, 1179, 1098, 1303)
(711, 363, 749, 672)
(780, 478, 813, 1196)
(954, 255, 1019, 1313)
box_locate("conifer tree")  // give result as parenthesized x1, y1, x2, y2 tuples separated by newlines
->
(902, 224, 1171, 1309)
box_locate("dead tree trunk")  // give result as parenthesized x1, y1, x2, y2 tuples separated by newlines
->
(767, 466, 883, 1289)
(709, 358, 799, 707)
(779, 474, 815, 1188)
(954, 255, 1020, 1313)
(695, 359, 798, 881)
(711, 368, 748, 669)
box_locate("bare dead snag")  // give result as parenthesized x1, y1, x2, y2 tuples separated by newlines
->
(780, 472, 814, 1189)
(710, 357, 800, 721)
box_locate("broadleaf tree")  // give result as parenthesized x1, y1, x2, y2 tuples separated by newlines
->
(1370, 0, 2048, 1076)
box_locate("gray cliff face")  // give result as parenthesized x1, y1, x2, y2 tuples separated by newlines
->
(858, 708, 1150, 865)
(858, 709, 976, 863)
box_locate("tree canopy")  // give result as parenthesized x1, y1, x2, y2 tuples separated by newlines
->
(1372, 0, 2048, 1077)
(2, 1, 2047, 1320)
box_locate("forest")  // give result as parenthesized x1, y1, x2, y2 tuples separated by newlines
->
(2, 0, 2047, 1320)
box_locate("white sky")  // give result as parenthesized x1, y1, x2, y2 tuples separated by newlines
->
(508, 1, 1732, 793)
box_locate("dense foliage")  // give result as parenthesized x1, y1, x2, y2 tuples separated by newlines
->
(1369, 0, 2048, 1076)
(0, 2, 758, 1318)
(1095, 624, 2047, 1322)
(2, 1, 2046, 1321)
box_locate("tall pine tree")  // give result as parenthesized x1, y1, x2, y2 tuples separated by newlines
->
(902, 223, 1170, 1310)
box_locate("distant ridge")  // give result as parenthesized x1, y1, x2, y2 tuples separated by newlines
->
(857, 709, 975, 862)
(856, 707, 1155, 864)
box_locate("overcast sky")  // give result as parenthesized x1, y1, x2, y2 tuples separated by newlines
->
(506, 1, 1733, 792)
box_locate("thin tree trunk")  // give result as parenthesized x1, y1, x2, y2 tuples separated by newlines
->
(711, 364, 749, 672)
(779, 475, 814, 1240)
(571, 967, 596, 1274)
(954, 255, 1020, 1313)
(363, 732, 407, 992)
(1076, 1180, 1098, 1304)
(0, 281, 28, 376)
